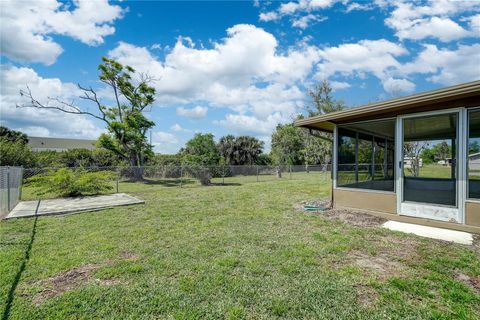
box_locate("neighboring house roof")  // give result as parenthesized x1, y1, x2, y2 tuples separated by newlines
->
(28, 136, 96, 151)
(295, 80, 480, 132)
(470, 152, 480, 160)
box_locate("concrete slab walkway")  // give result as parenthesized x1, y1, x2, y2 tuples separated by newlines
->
(5, 193, 144, 219)
(383, 221, 473, 245)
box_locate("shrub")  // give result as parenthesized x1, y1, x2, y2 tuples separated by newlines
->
(59, 149, 95, 167)
(183, 164, 212, 185)
(0, 138, 36, 167)
(26, 168, 116, 197)
(34, 150, 63, 168)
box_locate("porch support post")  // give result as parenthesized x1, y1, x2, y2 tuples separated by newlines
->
(451, 138, 456, 179)
(395, 116, 403, 215)
(371, 137, 375, 181)
(384, 139, 388, 179)
(355, 132, 359, 184)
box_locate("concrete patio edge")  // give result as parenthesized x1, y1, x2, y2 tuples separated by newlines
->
(4, 193, 145, 219)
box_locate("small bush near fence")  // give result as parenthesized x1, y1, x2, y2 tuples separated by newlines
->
(25, 168, 116, 197)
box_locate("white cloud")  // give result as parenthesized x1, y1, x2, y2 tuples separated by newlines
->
(176, 106, 208, 119)
(0, 0, 124, 65)
(259, 0, 337, 28)
(330, 81, 351, 90)
(279, 0, 337, 15)
(15, 126, 51, 137)
(345, 2, 374, 13)
(108, 24, 319, 137)
(152, 131, 181, 154)
(385, 0, 480, 42)
(153, 131, 178, 144)
(216, 112, 287, 136)
(464, 14, 480, 31)
(170, 124, 184, 132)
(316, 39, 407, 83)
(292, 14, 326, 29)
(382, 77, 415, 95)
(259, 11, 280, 22)
(400, 44, 480, 85)
(0, 65, 103, 139)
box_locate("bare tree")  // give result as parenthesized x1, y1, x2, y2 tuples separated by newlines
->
(17, 57, 156, 180)
(404, 141, 429, 177)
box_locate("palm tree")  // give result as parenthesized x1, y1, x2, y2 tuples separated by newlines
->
(236, 136, 264, 165)
(217, 135, 264, 165)
(218, 135, 237, 164)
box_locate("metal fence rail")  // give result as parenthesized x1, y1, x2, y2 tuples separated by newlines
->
(0, 166, 24, 218)
(19, 164, 331, 201)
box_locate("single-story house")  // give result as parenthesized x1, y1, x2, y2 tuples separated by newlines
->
(470, 152, 480, 171)
(295, 80, 480, 233)
(28, 136, 96, 152)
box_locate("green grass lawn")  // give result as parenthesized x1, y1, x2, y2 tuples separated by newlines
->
(1, 173, 479, 319)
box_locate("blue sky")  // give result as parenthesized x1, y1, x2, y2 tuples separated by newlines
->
(1, 0, 479, 153)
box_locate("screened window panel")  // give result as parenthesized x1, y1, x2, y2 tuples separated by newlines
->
(468, 110, 480, 199)
(337, 119, 395, 192)
(402, 113, 457, 206)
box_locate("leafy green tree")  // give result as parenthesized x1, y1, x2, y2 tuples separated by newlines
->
(217, 135, 264, 165)
(0, 138, 35, 167)
(0, 126, 29, 144)
(307, 80, 345, 116)
(299, 129, 331, 171)
(34, 150, 62, 168)
(235, 136, 264, 165)
(57, 148, 121, 167)
(182, 133, 220, 165)
(470, 140, 480, 154)
(435, 141, 451, 161)
(296, 80, 344, 171)
(256, 153, 272, 165)
(19, 57, 155, 180)
(59, 149, 95, 167)
(218, 135, 237, 164)
(421, 148, 436, 165)
(271, 124, 303, 177)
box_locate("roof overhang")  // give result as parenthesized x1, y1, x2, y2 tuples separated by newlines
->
(295, 80, 480, 132)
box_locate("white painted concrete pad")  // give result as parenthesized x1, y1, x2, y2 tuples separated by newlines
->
(382, 221, 473, 245)
(6, 193, 144, 219)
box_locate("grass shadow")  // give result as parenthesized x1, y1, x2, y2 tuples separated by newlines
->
(209, 182, 242, 186)
(139, 178, 196, 187)
(2, 201, 39, 320)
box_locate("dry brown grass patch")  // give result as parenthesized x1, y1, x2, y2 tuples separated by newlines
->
(29, 251, 140, 305)
(454, 269, 480, 294)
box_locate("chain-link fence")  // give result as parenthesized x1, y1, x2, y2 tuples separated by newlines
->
(0, 166, 24, 218)
(19, 164, 331, 201)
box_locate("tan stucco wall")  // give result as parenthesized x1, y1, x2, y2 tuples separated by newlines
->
(333, 188, 397, 214)
(466, 201, 480, 227)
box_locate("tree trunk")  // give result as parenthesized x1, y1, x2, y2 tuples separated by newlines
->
(130, 155, 144, 181)
(276, 166, 282, 178)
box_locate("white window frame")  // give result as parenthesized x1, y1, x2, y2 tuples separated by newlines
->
(466, 107, 480, 203)
(334, 118, 396, 194)
(395, 107, 466, 223)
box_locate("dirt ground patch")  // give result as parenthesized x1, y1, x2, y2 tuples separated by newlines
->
(351, 251, 407, 278)
(119, 251, 140, 261)
(454, 270, 480, 294)
(29, 252, 139, 305)
(296, 200, 386, 228)
(32, 264, 103, 305)
(323, 208, 387, 227)
(355, 284, 379, 307)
